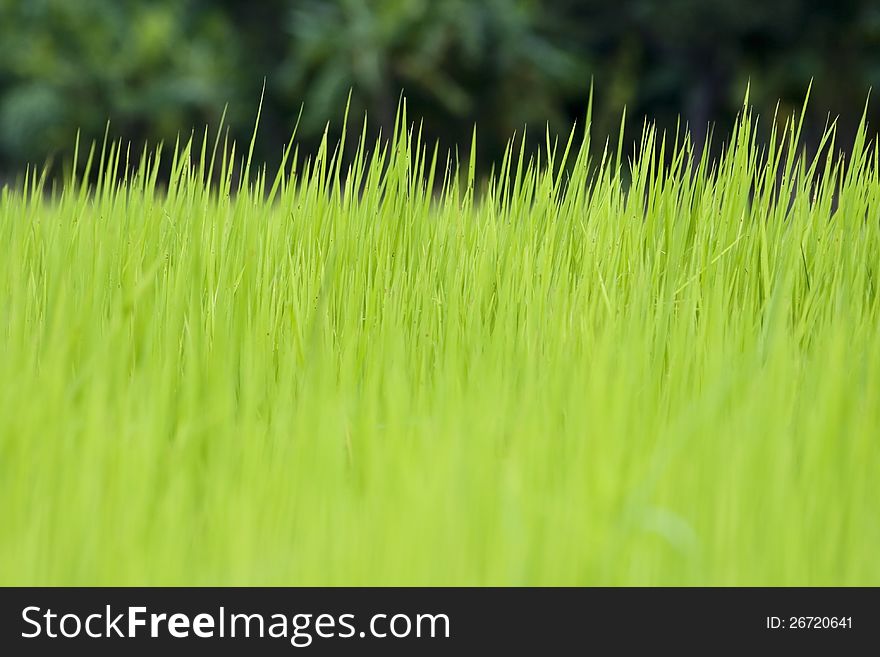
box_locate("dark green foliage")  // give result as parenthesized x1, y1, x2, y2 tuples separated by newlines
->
(1, 0, 878, 175)
(0, 1, 243, 165)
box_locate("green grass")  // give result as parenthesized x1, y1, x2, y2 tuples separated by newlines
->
(1, 94, 879, 586)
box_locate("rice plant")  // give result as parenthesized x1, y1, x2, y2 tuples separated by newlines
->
(1, 91, 878, 585)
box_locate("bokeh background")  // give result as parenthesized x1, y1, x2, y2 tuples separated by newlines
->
(1, 0, 879, 178)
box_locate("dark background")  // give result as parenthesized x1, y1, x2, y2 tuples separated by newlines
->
(1, 0, 879, 178)
(0, 587, 874, 655)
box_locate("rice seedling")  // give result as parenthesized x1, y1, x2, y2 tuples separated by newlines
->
(1, 91, 878, 586)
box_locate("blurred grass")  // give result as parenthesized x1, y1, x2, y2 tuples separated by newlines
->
(0, 97, 878, 585)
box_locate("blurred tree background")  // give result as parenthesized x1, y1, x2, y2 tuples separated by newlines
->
(1, 0, 879, 178)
